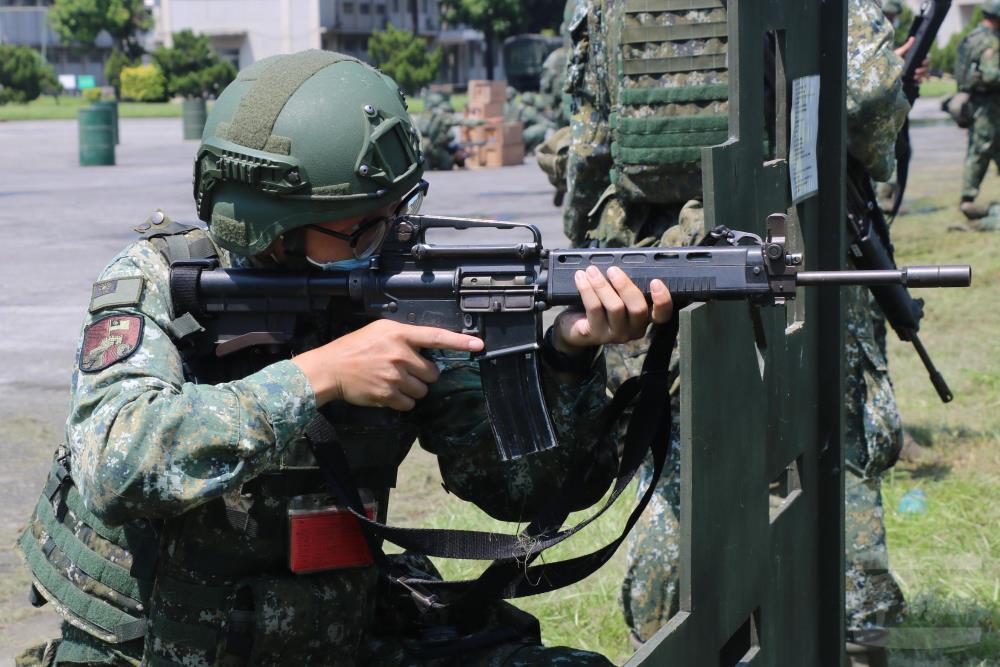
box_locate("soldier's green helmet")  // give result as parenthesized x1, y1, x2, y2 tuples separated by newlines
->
(194, 50, 424, 257)
(985, 0, 1000, 17)
(881, 0, 903, 16)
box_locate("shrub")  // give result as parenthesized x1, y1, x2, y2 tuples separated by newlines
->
(104, 48, 137, 100)
(0, 45, 59, 105)
(82, 87, 103, 102)
(120, 64, 168, 102)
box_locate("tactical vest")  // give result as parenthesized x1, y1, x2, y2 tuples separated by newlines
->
(608, 0, 730, 204)
(19, 220, 414, 666)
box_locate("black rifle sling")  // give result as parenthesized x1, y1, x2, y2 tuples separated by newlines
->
(304, 314, 678, 611)
(890, 120, 911, 220)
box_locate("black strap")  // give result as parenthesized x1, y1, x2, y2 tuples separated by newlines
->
(889, 119, 911, 221)
(305, 314, 680, 613)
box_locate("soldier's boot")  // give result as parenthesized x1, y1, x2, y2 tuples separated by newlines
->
(845, 643, 889, 667)
(959, 197, 988, 220)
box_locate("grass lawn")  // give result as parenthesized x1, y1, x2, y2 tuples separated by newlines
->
(1, 93, 467, 122)
(406, 94, 468, 115)
(920, 77, 958, 99)
(389, 164, 1000, 664)
(0, 96, 182, 121)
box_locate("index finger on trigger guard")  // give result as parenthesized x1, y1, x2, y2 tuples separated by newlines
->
(411, 326, 484, 352)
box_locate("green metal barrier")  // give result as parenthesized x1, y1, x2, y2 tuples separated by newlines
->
(78, 106, 115, 167)
(182, 97, 207, 141)
(629, 0, 847, 664)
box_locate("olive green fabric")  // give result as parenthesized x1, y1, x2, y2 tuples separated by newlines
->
(609, 0, 730, 203)
(16, 460, 155, 646)
(195, 51, 423, 256)
(222, 50, 352, 150)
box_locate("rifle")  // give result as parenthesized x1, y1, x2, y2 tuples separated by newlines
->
(170, 213, 970, 461)
(892, 0, 953, 217)
(847, 156, 958, 402)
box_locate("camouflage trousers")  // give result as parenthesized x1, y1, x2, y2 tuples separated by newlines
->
(962, 102, 1000, 200)
(843, 286, 906, 632)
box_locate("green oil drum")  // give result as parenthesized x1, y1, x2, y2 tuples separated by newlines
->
(93, 100, 119, 144)
(78, 106, 115, 167)
(182, 97, 207, 140)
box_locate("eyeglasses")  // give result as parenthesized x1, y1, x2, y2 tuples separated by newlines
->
(307, 180, 429, 259)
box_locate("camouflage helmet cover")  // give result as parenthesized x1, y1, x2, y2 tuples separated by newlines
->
(985, 0, 1000, 17)
(881, 0, 903, 16)
(194, 50, 424, 256)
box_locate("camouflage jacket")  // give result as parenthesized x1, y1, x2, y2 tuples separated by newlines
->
(846, 0, 911, 182)
(956, 24, 1000, 94)
(67, 234, 613, 528)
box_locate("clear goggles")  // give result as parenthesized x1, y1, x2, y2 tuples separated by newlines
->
(307, 179, 428, 259)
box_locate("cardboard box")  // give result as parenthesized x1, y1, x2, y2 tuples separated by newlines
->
(464, 119, 522, 147)
(465, 101, 505, 120)
(481, 143, 524, 167)
(468, 79, 508, 106)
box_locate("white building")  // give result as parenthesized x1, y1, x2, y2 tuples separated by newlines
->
(149, 0, 496, 87)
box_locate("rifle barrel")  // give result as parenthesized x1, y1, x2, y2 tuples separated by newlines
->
(796, 265, 971, 288)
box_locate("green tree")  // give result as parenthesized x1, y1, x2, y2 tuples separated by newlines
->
(439, 0, 526, 79)
(152, 30, 237, 99)
(931, 7, 983, 75)
(367, 24, 443, 95)
(49, 0, 152, 59)
(0, 45, 60, 105)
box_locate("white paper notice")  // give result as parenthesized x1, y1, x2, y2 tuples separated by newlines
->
(790, 75, 820, 203)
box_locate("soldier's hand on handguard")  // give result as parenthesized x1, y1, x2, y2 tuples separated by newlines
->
(293, 320, 483, 410)
(552, 266, 673, 354)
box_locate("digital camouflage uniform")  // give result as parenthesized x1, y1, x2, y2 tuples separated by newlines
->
(562, 0, 908, 646)
(844, 0, 910, 637)
(562, 0, 726, 644)
(536, 3, 574, 207)
(17, 51, 614, 667)
(955, 21, 1000, 202)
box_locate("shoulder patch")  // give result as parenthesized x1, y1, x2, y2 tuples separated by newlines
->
(89, 277, 144, 313)
(79, 314, 144, 373)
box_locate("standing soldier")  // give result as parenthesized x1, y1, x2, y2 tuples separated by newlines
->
(561, 0, 728, 647)
(955, 1, 1000, 221)
(561, 0, 910, 663)
(15, 50, 671, 667)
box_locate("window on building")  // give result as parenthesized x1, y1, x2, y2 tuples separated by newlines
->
(422, 0, 428, 13)
(360, 3, 370, 14)
(343, 1, 355, 13)
(376, 3, 386, 15)
(391, 0, 399, 11)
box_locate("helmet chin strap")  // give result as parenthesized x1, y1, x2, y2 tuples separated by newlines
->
(277, 229, 311, 270)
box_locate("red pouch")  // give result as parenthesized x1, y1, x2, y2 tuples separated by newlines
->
(288, 494, 376, 574)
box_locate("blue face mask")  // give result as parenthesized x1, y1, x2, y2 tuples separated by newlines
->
(306, 256, 370, 271)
